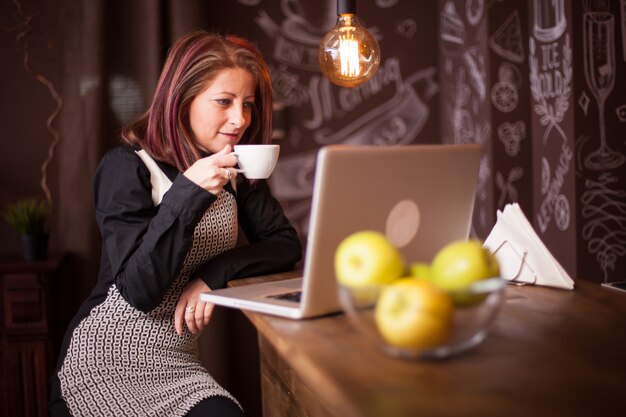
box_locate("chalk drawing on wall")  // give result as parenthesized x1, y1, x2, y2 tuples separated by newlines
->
(582, 11, 625, 170)
(616, 104, 626, 121)
(620, 0, 626, 62)
(396, 19, 417, 39)
(529, 35, 572, 144)
(497, 121, 526, 156)
(272, 153, 319, 235)
(491, 63, 520, 113)
(463, 48, 487, 101)
(576, 135, 626, 281)
(452, 68, 472, 143)
(441, 1, 465, 48)
(286, 125, 302, 148)
(496, 167, 523, 206)
(256, 0, 380, 72)
(281, 0, 336, 44)
(578, 91, 591, 116)
(554, 194, 570, 231)
(269, 64, 308, 106)
(245, 1, 442, 235)
(578, 135, 626, 281)
(439, 0, 490, 232)
(533, 0, 567, 42)
(444, 58, 454, 74)
(312, 64, 438, 145)
(270, 64, 439, 228)
(376, 0, 400, 8)
(256, 10, 317, 70)
(478, 155, 491, 229)
(541, 157, 551, 194)
(583, 0, 611, 12)
(537, 142, 573, 233)
(269, 150, 318, 200)
(466, 0, 484, 26)
(489, 10, 525, 63)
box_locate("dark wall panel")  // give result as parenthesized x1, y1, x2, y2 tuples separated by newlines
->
(200, 0, 441, 236)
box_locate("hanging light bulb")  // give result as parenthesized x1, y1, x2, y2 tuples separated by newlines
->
(318, 0, 381, 88)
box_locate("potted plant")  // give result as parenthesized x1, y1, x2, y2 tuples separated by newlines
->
(2, 198, 50, 261)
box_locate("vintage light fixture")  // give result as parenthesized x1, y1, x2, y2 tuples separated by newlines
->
(318, 0, 381, 88)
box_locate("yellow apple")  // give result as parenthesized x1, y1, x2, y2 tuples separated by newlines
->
(374, 278, 454, 349)
(335, 231, 405, 287)
(409, 262, 432, 280)
(430, 239, 500, 305)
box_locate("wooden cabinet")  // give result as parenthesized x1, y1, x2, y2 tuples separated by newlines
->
(0, 254, 65, 417)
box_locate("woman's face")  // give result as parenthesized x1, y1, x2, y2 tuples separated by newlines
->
(189, 67, 256, 154)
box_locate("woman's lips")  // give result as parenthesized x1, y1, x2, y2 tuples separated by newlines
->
(220, 132, 239, 140)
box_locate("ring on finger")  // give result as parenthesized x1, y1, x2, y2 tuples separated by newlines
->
(223, 168, 231, 181)
(185, 305, 195, 314)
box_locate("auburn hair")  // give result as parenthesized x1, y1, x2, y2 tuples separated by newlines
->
(121, 31, 273, 171)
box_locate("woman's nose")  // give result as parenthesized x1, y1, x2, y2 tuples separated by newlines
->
(228, 105, 246, 127)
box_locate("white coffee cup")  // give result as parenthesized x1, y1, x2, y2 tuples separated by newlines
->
(233, 144, 280, 179)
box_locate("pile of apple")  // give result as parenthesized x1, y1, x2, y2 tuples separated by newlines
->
(335, 231, 500, 350)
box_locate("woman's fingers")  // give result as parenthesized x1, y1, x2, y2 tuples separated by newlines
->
(182, 145, 239, 194)
(191, 302, 215, 333)
(174, 297, 188, 335)
(186, 304, 199, 334)
(203, 302, 215, 327)
(175, 278, 213, 335)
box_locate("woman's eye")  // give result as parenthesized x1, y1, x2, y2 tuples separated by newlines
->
(215, 99, 231, 106)
(243, 101, 256, 110)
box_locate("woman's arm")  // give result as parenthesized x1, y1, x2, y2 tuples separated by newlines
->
(94, 147, 216, 312)
(193, 179, 303, 289)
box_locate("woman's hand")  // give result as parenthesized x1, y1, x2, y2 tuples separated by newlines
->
(183, 145, 238, 195)
(174, 278, 215, 335)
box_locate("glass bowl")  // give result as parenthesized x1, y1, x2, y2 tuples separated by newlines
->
(337, 277, 506, 360)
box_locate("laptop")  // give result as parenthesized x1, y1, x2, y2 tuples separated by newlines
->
(201, 144, 482, 319)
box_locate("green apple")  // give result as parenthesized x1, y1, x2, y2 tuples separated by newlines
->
(335, 231, 405, 288)
(375, 278, 454, 349)
(430, 239, 500, 305)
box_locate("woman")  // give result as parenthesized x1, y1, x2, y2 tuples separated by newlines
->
(49, 31, 302, 416)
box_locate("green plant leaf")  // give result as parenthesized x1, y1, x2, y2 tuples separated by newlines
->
(2, 198, 49, 236)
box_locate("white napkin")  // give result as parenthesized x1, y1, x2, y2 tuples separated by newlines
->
(483, 203, 574, 290)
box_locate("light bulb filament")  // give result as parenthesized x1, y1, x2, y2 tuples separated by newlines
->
(318, 12, 380, 87)
(339, 33, 360, 77)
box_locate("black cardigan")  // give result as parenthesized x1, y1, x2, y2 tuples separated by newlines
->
(75, 145, 302, 316)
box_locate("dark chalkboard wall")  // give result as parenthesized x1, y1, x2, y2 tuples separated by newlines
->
(571, 0, 626, 282)
(200, 0, 626, 282)
(201, 0, 441, 235)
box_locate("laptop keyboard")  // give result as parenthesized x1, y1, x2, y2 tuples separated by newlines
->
(267, 290, 302, 303)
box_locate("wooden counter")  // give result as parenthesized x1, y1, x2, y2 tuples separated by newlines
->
(228, 274, 626, 417)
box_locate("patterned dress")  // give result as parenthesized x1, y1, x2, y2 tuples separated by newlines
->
(51, 146, 301, 416)
(59, 173, 239, 415)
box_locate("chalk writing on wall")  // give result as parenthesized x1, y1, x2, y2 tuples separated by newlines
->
(529, 0, 574, 235)
(529, 35, 572, 145)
